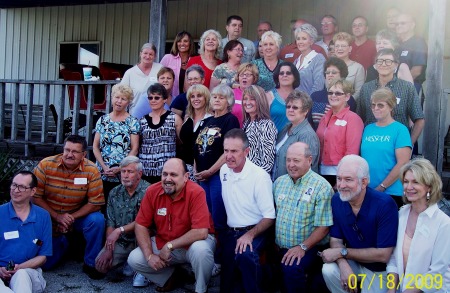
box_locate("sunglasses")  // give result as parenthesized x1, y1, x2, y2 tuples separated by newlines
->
(286, 105, 300, 110)
(279, 71, 293, 76)
(327, 91, 345, 96)
(148, 95, 162, 101)
(371, 103, 387, 109)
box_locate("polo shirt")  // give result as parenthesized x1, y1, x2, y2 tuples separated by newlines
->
(330, 188, 398, 272)
(350, 39, 377, 71)
(135, 180, 214, 250)
(274, 170, 333, 249)
(0, 202, 52, 266)
(33, 154, 105, 214)
(220, 159, 275, 228)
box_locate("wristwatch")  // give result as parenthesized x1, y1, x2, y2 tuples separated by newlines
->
(299, 243, 308, 251)
(341, 248, 348, 258)
(167, 242, 173, 251)
(119, 226, 125, 234)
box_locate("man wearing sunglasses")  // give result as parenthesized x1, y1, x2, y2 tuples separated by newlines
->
(321, 155, 398, 293)
(33, 135, 106, 280)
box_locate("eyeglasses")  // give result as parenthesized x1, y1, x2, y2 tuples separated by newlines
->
(232, 48, 244, 52)
(286, 105, 300, 110)
(321, 21, 334, 26)
(325, 70, 340, 75)
(352, 223, 364, 241)
(63, 148, 84, 155)
(371, 103, 387, 109)
(187, 77, 202, 83)
(375, 59, 395, 66)
(10, 183, 32, 192)
(327, 91, 345, 96)
(148, 95, 162, 101)
(279, 71, 293, 76)
(239, 73, 253, 78)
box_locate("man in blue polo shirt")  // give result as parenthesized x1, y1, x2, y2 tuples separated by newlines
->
(321, 155, 398, 293)
(0, 171, 52, 293)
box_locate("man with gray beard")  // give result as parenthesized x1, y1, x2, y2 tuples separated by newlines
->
(320, 155, 398, 293)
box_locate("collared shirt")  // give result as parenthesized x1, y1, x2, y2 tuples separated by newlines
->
(0, 202, 52, 266)
(160, 53, 185, 97)
(135, 180, 214, 250)
(220, 159, 275, 228)
(280, 43, 328, 64)
(350, 39, 377, 71)
(33, 154, 105, 214)
(357, 76, 424, 127)
(316, 106, 364, 166)
(106, 179, 150, 247)
(274, 170, 333, 249)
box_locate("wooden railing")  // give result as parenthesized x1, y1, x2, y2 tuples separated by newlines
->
(0, 79, 119, 157)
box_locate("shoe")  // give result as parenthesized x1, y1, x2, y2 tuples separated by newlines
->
(122, 263, 134, 277)
(211, 263, 221, 277)
(133, 272, 149, 287)
(83, 263, 105, 280)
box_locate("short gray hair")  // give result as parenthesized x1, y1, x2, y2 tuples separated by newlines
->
(186, 64, 205, 79)
(261, 31, 283, 52)
(198, 29, 223, 59)
(295, 23, 318, 43)
(120, 156, 143, 172)
(211, 84, 235, 112)
(337, 155, 370, 183)
(140, 43, 157, 54)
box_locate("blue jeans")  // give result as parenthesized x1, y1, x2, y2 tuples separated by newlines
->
(279, 246, 318, 293)
(199, 173, 227, 231)
(220, 228, 267, 293)
(43, 212, 105, 269)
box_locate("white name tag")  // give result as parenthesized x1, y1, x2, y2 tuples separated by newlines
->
(244, 46, 248, 51)
(4, 231, 19, 240)
(157, 208, 167, 216)
(396, 97, 400, 105)
(335, 119, 347, 126)
(207, 129, 218, 136)
(277, 194, 286, 201)
(401, 50, 408, 57)
(74, 178, 88, 185)
(235, 100, 242, 105)
(285, 53, 294, 58)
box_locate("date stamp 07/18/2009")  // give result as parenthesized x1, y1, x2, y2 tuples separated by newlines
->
(347, 273, 444, 290)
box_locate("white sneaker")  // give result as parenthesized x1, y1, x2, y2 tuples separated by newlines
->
(211, 263, 221, 277)
(133, 272, 149, 287)
(122, 263, 134, 277)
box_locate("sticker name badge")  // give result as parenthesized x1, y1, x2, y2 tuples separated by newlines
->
(401, 50, 408, 57)
(302, 187, 314, 202)
(335, 119, 347, 126)
(285, 53, 294, 58)
(396, 97, 400, 105)
(4, 231, 19, 240)
(277, 194, 286, 201)
(74, 178, 88, 185)
(157, 208, 167, 216)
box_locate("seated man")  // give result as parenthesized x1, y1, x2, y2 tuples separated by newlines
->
(321, 155, 398, 293)
(274, 142, 333, 292)
(33, 135, 105, 279)
(95, 156, 150, 281)
(0, 171, 52, 293)
(220, 129, 276, 293)
(128, 158, 215, 293)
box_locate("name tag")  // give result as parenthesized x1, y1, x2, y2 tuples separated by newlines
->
(396, 97, 400, 104)
(244, 46, 248, 51)
(401, 50, 408, 57)
(207, 129, 218, 136)
(335, 119, 347, 126)
(74, 178, 87, 185)
(277, 194, 286, 201)
(285, 53, 294, 58)
(157, 208, 167, 216)
(235, 100, 242, 105)
(4, 231, 19, 240)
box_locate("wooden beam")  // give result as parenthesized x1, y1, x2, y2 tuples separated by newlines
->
(423, 0, 447, 174)
(149, 0, 167, 61)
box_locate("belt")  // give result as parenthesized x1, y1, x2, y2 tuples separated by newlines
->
(230, 225, 255, 231)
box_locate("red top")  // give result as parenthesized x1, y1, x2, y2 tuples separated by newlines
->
(187, 55, 222, 88)
(280, 43, 328, 63)
(350, 39, 377, 71)
(136, 180, 214, 250)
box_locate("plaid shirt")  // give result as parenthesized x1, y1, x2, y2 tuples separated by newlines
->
(273, 169, 334, 249)
(357, 76, 424, 127)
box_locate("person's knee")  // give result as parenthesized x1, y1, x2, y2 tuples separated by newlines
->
(127, 247, 143, 268)
(189, 240, 214, 259)
(85, 212, 105, 227)
(322, 263, 338, 279)
(282, 262, 304, 277)
(235, 248, 259, 266)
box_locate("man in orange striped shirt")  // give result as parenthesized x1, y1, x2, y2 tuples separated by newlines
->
(33, 135, 106, 279)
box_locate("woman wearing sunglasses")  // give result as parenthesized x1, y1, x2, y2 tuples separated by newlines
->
(138, 83, 182, 183)
(316, 79, 364, 187)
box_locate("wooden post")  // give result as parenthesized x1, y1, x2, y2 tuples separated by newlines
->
(423, 0, 447, 174)
(149, 0, 167, 61)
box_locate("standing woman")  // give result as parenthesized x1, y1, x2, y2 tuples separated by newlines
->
(332, 32, 365, 99)
(316, 79, 364, 187)
(266, 61, 301, 132)
(121, 43, 163, 112)
(187, 29, 223, 89)
(293, 23, 326, 95)
(139, 83, 182, 183)
(361, 88, 412, 208)
(179, 84, 212, 180)
(252, 31, 283, 91)
(386, 158, 450, 293)
(93, 84, 140, 198)
(242, 85, 277, 174)
(232, 63, 259, 127)
(210, 40, 243, 90)
(160, 31, 196, 97)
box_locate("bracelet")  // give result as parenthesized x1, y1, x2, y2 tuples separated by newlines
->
(147, 254, 153, 262)
(380, 183, 387, 190)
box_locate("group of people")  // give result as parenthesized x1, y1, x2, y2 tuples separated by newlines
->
(1, 7, 448, 293)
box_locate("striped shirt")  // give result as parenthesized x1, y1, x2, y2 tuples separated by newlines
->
(33, 154, 105, 214)
(273, 169, 333, 249)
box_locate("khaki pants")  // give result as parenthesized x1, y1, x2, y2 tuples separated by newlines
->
(0, 268, 46, 293)
(95, 241, 137, 269)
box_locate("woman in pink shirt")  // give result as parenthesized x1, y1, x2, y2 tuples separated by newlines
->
(316, 78, 364, 187)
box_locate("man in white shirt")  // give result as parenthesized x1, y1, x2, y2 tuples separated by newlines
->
(221, 15, 256, 63)
(220, 129, 275, 293)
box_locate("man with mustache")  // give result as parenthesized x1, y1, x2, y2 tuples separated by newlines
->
(127, 158, 215, 293)
(321, 155, 398, 293)
(94, 156, 150, 286)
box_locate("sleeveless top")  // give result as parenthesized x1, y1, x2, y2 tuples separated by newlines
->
(139, 111, 176, 177)
(270, 89, 289, 132)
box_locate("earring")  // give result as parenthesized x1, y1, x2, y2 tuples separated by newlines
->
(426, 192, 430, 200)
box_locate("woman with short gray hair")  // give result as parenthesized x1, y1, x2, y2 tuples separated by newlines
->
(293, 24, 326, 95)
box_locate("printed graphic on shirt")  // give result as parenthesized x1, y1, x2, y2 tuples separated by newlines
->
(196, 127, 222, 155)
